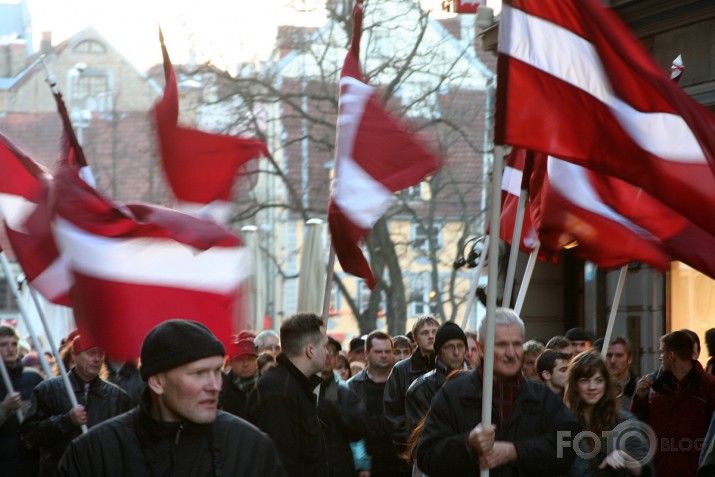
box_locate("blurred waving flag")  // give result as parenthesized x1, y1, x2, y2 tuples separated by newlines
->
(500, 147, 540, 254)
(51, 158, 251, 359)
(328, 0, 441, 288)
(496, 0, 715, 238)
(529, 154, 671, 270)
(0, 134, 71, 305)
(154, 30, 269, 224)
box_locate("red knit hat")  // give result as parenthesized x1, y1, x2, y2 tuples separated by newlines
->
(71, 335, 99, 355)
(229, 339, 258, 360)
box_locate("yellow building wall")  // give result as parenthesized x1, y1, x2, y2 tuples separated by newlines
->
(668, 261, 715, 368)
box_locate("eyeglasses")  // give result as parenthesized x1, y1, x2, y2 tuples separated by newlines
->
(442, 343, 466, 353)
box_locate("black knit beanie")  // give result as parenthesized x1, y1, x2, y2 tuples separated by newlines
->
(434, 322, 468, 354)
(140, 319, 226, 380)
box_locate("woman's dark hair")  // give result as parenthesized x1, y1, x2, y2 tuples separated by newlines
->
(564, 351, 620, 441)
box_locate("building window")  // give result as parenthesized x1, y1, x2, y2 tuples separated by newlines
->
(0, 278, 18, 313)
(411, 223, 442, 252)
(408, 275, 429, 317)
(403, 183, 423, 201)
(72, 40, 107, 54)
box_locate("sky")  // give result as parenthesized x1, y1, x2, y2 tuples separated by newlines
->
(25, 0, 500, 71)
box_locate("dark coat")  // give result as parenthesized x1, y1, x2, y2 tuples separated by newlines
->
(105, 362, 145, 407)
(415, 369, 582, 477)
(404, 359, 454, 434)
(384, 350, 434, 447)
(0, 360, 44, 477)
(347, 368, 405, 475)
(246, 353, 328, 477)
(220, 370, 257, 420)
(57, 389, 284, 477)
(21, 368, 132, 477)
(632, 360, 715, 477)
(319, 376, 368, 477)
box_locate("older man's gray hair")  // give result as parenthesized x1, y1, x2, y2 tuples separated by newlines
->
(254, 329, 280, 349)
(477, 308, 525, 343)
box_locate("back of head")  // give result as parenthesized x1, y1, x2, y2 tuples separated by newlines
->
(660, 330, 695, 361)
(280, 313, 324, 357)
(706, 328, 715, 357)
(680, 328, 700, 355)
(477, 308, 525, 343)
(565, 327, 592, 343)
(545, 335, 570, 351)
(523, 339, 545, 356)
(140, 319, 225, 381)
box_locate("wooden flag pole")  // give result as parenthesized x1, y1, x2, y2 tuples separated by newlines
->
(601, 265, 628, 358)
(514, 243, 540, 315)
(0, 252, 87, 433)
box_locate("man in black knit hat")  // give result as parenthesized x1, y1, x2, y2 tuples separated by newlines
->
(58, 319, 284, 477)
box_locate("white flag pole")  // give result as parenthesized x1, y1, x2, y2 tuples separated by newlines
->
(0, 357, 22, 423)
(601, 265, 628, 358)
(460, 235, 489, 330)
(0, 253, 53, 378)
(0, 253, 87, 433)
(322, 246, 336, 321)
(514, 242, 540, 316)
(480, 144, 504, 477)
(502, 189, 527, 308)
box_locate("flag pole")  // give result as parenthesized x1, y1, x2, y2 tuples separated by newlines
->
(601, 265, 628, 358)
(27, 286, 87, 432)
(0, 252, 53, 378)
(481, 143, 503, 477)
(0, 355, 22, 423)
(514, 243, 540, 315)
(322, 246, 336, 321)
(502, 189, 527, 308)
(460, 235, 489, 330)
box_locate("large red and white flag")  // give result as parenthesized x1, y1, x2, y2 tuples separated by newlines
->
(586, 168, 715, 279)
(51, 159, 251, 359)
(529, 155, 671, 271)
(496, 0, 715, 237)
(328, 0, 441, 288)
(154, 30, 269, 224)
(0, 134, 71, 305)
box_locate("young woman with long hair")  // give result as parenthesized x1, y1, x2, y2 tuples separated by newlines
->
(564, 351, 653, 477)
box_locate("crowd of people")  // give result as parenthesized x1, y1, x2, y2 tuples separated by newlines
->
(1, 314, 715, 476)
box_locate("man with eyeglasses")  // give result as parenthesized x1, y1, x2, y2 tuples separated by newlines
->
(254, 330, 281, 356)
(405, 322, 468, 435)
(22, 334, 132, 476)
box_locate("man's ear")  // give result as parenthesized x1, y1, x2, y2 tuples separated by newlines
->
(476, 340, 485, 359)
(305, 343, 314, 360)
(147, 374, 164, 395)
(541, 370, 551, 381)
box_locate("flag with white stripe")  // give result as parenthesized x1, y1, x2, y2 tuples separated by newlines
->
(51, 159, 250, 359)
(328, 0, 441, 288)
(496, 0, 715, 237)
(0, 133, 72, 305)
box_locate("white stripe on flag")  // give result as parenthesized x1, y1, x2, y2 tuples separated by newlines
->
(498, 5, 705, 164)
(333, 75, 393, 229)
(176, 199, 233, 225)
(547, 157, 656, 240)
(54, 218, 251, 293)
(0, 193, 36, 232)
(502, 166, 523, 197)
(30, 255, 73, 301)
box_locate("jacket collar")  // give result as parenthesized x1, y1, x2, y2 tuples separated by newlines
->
(69, 367, 103, 394)
(137, 388, 212, 440)
(410, 349, 435, 373)
(276, 353, 322, 397)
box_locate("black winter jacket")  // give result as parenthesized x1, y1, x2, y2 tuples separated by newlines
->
(0, 360, 44, 477)
(246, 353, 328, 477)
(416, 369, 582, 477)
(319, 376, 368, 477)
(105, 362, 145, 407)
(384, 350, 434, 447)
(57, 389, 284, 477)
(404, 358, 456, 434)
(220, 370, 257, 420)
(21, 368, 132, 477)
